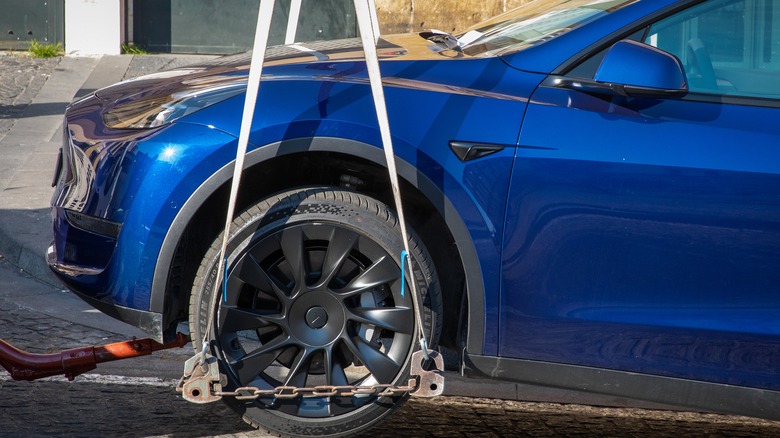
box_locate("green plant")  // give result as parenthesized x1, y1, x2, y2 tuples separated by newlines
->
(28, 40, 63, 58)
(121, 43, 148, 55)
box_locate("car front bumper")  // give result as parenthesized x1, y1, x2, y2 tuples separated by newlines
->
(48, 97, 239, 340)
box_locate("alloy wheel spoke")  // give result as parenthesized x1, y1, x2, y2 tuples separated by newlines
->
(325, 346, 349, 386)
(284, 347, 313, 387)
(236, 254, 290, 304)
(231, 334, 291, 385)
(344, 335, 399, 383)
(348, 307, 414, 334)
(338, 255, 399, 297)
(313, 227, 359, 288)
(279, 227, 309, 296)
(220, 304, 284, 333)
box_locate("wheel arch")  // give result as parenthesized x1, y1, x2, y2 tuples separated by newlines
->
(151, 137, 486, 357)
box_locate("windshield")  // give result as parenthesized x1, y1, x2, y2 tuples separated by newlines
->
(458, 0, 637, 56)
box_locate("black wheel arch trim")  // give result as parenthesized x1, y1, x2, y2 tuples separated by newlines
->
(150, 137, 486, 355)
(464, 353, 780, 421)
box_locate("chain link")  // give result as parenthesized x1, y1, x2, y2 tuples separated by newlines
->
(176, 350, 444, 403)
(215, 378, 418, 401)
(174, 347, 420, 403)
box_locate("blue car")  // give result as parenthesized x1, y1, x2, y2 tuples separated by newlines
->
(49, 0, 780, 436)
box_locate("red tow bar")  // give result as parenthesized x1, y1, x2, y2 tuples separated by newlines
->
(0, 333, 190, 381)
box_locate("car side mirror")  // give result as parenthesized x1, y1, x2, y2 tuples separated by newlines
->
(556, 40, 689, 99)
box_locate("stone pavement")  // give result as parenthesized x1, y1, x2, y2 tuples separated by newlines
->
(1, 52, 780, 437)
(0, 262, 778, 437)
(0, 52, 216, 287)
(2, 378, 779, 438)
(0, 56, 58, 143)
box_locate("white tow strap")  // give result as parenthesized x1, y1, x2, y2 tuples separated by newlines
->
(185, 0, 443, 403)
(285, 0, 302, 44)
(203, 0, 431, 357)
(353, 0, 430, 356)
(203, 0, 277, 346)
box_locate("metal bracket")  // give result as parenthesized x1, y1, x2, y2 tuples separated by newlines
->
(410, 349, 445, 397)
(179, 352, 223, 404)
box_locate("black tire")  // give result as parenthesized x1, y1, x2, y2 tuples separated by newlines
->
(189, 187, 442, 437)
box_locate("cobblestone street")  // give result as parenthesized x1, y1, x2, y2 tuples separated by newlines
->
(3, 371, 780, 437)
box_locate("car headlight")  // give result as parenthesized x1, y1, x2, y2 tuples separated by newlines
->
(103, 76, 247, 129)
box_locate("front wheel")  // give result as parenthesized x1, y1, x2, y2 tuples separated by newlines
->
(189, 187, 441, 437)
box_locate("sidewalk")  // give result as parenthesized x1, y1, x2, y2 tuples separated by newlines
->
(0, 53, 215, 287)
(0, 52, 217, 375)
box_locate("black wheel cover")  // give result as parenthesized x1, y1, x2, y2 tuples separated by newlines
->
(214, 221, 415, 419)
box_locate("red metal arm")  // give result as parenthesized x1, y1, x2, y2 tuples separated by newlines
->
(0, 333, 190, 381)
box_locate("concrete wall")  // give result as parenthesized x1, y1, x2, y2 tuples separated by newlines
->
(376, 0, 533, 34)
(65, 0, 122, 55)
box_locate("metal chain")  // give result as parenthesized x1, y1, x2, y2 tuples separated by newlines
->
(176, 354, 419, 402)
(176, 369, 418, 401)
(215, 379, 418, 401)
(177, 347, 442, 404)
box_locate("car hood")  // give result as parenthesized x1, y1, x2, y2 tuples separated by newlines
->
(94, 34, 482, 106)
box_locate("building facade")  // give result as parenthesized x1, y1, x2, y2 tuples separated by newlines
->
(0, 0, 531, 55)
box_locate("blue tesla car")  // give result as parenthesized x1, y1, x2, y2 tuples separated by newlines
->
(49, 0, 780, 436)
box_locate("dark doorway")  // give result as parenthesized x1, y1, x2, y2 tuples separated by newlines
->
(131, 0, 357, 54)
(0, 0, 64, 50)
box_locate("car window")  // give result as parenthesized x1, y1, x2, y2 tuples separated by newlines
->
(457, 0, 638, 57)
(645, 0, 780, 98)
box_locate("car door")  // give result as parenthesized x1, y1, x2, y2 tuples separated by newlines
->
(500, 0, 780, 390)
